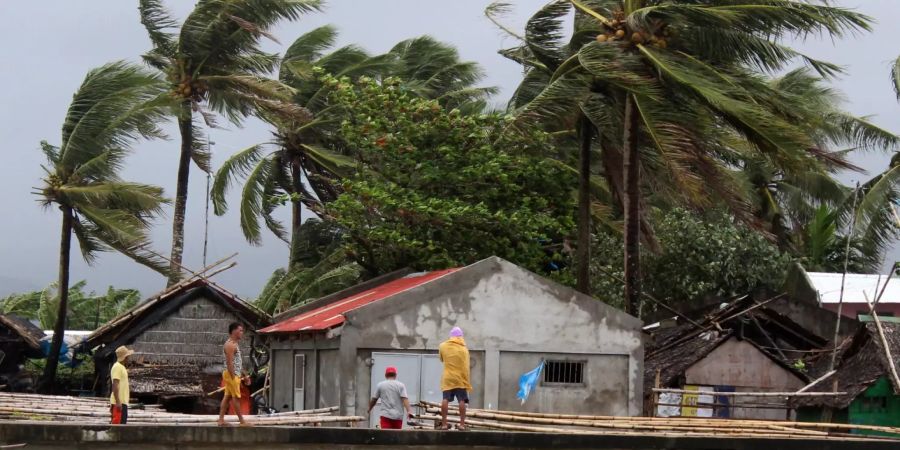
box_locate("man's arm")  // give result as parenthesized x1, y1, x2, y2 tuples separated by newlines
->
(368, 397, 378, 414)
(111, 379, 121, 406)
(224, 341, 236, 375)
(402, 397, 414, 418)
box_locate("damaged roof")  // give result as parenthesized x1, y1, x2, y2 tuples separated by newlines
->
(0, 314, 44, 351)
(792, 322, 900, 409)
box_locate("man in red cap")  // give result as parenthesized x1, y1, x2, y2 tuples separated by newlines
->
(368, 366, 414, 429)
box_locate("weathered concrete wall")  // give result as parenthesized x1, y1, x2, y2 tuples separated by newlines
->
(498, 352, 630, 415)
(317, 349, 340, 408)
(339, 257, 643, 418)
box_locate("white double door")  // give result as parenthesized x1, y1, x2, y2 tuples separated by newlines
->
(369, 352, 443, 428)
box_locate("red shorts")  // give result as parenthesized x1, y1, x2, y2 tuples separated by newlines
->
(380, 416, 403, 429)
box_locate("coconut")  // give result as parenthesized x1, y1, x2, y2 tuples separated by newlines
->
(615, 29, 626, 38)
(655, 39, 668, 49)
(596, 34, 609, 43)
(631, 32, 645, 44)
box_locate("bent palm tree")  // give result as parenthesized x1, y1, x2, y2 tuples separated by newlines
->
(137, 0, 320, 285)
(513, 0, 871, 315)
(35, 62, 170, 392)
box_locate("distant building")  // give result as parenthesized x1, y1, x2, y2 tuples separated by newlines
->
(260, 256, 644, 426)
(802, 272, 900, 319)
(81, 279, 270, 412)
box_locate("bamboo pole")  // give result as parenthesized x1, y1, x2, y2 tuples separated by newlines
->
(419, 400, 900, 437)
(795, 370, 836, 393)
(651, 388, 846, 397)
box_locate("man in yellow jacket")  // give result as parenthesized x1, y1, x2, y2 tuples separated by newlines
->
(439, 326, 471, 430)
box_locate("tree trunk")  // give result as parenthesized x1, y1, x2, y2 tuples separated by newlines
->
(622, 94, 642, 317)
(167, 102, 193, 286)
(38, 205, 73, 393)
(575, 116, 592, 295)
(289, 155, 304, 267)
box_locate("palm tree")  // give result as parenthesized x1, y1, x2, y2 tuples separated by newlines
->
(137, 0, 321, 285)
(35, 62, 170, 392)
(212, 28, 494, 267)
(509, 0, 871, 315)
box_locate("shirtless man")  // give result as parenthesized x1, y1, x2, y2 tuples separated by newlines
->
(218, 322, 249, 426)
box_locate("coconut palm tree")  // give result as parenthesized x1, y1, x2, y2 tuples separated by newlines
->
(35, 62, 170, 392)
(212, 28, 495, 267)
(505, 0, 871, 315)
(137, 0, 321, 285)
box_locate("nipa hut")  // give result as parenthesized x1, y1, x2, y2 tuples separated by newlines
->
(644, 297, 826, 420)
(0, 314, 44, 390)
(81, 279, 270, 412)
(793, 321, 900, 432)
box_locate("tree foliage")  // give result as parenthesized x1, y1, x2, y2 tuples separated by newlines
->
(324, 75, 576, 274)
(591, 208, 790, 311)
(0, 283, 140, 330)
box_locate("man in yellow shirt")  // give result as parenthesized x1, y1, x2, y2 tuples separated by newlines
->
(439, 327, 471, 430)
(110, 345, 133, 424)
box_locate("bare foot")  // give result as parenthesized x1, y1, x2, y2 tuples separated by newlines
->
(217, 419, 232, 427)
(239, 421, 253, 427)
(456, 424, 468, 431)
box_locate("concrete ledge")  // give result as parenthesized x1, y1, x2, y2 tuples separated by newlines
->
(0, 422, 896, 450)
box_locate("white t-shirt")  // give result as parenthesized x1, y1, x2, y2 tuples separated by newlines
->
(372, 379, 408, 420)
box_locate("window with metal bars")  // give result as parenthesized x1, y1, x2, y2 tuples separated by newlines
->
(543, 360, 585, 385)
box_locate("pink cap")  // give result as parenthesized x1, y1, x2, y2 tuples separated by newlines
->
(450, 326, 463, 337)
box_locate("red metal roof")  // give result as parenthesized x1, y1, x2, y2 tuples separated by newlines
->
(259, 268, 459, 334)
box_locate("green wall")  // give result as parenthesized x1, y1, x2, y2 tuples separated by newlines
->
(847, 377, 900, 436)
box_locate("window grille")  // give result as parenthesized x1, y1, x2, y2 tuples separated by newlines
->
(543, 360, 585, 384)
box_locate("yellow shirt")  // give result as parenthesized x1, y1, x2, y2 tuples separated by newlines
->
(109, 361, 129, 405)
(438, 337, 472, 391)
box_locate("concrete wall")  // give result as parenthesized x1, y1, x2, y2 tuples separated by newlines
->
(338, 257, 643, 418)
(498, 352, 630, 415)
(685, 338, 805, 420)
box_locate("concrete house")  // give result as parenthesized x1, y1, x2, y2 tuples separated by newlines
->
(260, 256, 644, 424)
(82, 279, 270, 412)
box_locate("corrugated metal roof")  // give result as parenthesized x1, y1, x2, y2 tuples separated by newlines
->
(259, 268, 459, 334)
(806, 272, 900, 304)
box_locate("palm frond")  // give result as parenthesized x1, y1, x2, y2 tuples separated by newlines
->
(211, 144, 266, 215)
(138, 0, 178, 56)
(524, 0, 572, 70)
(300, 143, 355, 177)
(893, 56, 900, 102)
(240, 153, 278, 245)
(57, 183, 168, 213)
(485, 2, 525, 42)
(58, 61, 168, 169)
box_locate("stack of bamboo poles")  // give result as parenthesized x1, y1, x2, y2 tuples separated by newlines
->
(0, 392, 362, 427)
(418, 401, 900, 442)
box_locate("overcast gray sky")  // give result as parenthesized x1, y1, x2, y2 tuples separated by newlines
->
(1, 1, 899, 299)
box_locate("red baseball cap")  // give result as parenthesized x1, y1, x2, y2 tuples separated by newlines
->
(385, 366, 397, 376)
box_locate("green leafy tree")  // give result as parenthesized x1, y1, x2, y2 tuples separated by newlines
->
(212, 28, 494, 267)
(35, 62, 170, 392)
(136, 0, 321, 284)
(591, 208, 790, 312)
(325, 75, 576, 274)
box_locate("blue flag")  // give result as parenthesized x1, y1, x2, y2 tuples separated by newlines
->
(516, 361, 544, 404)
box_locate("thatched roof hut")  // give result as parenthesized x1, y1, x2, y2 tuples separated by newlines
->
(82, 279, 270, 406)
(0, 314, 44, 375)
(792, 322, 900, 410)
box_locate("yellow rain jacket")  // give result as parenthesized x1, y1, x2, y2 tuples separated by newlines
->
(438, 337, 472, 391)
